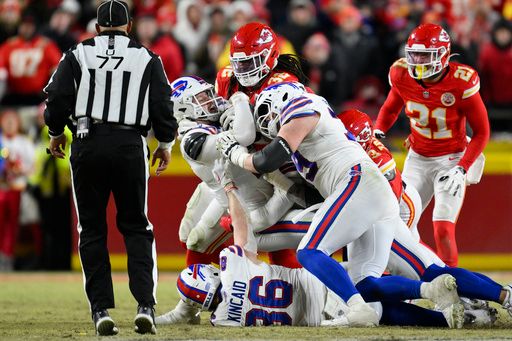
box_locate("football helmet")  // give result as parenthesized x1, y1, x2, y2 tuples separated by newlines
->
(405, 23, 451, 80)
(229, 22, 280, 87)
(170, 76, 226, 122)
(176, 264, 221, 311)
(337, 109, 373, 150)
(254, 82, 306, 139)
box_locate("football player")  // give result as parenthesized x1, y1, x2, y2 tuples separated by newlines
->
(338, 109, 422, 241)
(159, 178, 465, 328)
(374, 24, 490, 266)
(216, 82, 464, 326)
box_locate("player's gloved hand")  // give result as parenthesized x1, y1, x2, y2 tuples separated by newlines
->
(186, 226, 206, 251)
(230, 91, 250, 106)
(439, 166, 467, 197)
(219, 106, 235, 131)
(374, 129, 386, 139)
(216, 132, 249, 168)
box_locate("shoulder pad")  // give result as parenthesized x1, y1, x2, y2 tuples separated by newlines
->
(183, 132, 208, 160)
(450, 64, 480, 99)
(389, 58, 408, 87)
(219, 245, 245, 271)
(280, 95, 316, 125)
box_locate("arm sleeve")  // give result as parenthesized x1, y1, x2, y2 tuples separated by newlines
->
(375, 86, 404, 133)
(43, 52, 76, 136)
(249, 187, 294, 232)
(231, 95, 256, 146)
(457, 92, 490, 171)
(182, 132, 219, 164)
(148, 55, 178, 143)
(252, 137, 293, 174)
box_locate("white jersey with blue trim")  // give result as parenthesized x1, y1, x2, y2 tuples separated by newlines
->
(211, 246, 326, 327)
(180, 123, 273, 209)
(280, 93, 369, 198)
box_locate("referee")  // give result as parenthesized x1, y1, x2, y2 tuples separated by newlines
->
(43, 0, 177, 336)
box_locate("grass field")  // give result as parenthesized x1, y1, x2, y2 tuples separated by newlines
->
(1, 272, 511, 340)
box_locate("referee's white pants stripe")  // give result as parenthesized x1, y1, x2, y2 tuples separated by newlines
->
(141, 136, 158, 304)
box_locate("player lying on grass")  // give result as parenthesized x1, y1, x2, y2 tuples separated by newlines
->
(157, 168, 465, 328)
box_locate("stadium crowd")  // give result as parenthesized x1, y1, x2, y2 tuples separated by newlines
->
(0, 0, 510, 271)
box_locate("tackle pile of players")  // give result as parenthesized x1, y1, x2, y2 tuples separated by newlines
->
(156, 22, 510, 328)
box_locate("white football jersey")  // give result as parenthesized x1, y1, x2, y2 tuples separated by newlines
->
(281, 94, 369, 198)
(180, 123, 273, 210)
(211, 246, 326, 326)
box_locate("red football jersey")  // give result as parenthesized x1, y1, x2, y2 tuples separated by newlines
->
(385, 58, 481, 157)
(366, 136, 403, 199)
(215, 66, 299, 103)
(0, 35, 62, 95)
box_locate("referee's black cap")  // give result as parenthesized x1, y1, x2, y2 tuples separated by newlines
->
(97, 0, 131, 27)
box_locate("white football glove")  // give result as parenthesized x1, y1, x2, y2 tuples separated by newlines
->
(374, 129, 386, 139)
(212, 159, 233, 188)
(219, 106, 235, 131)
(439, 166, 467, 197)
(216, 132, 249, 168)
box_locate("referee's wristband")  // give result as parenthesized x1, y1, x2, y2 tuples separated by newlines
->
(158, 140, 175, 151)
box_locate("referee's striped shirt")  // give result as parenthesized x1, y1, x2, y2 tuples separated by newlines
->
(44, 31, 177, 145)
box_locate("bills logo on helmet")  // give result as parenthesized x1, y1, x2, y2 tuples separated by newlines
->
(441, 92, 456, 106)
(439, 29, 450, 42)
(171, 79, 188, 98)
(256, 28, 273, 45)
(191, 264, 207, 280)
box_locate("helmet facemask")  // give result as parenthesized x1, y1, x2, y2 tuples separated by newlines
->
(405, 45, 448, 80)
(230, 46, 274, 87)
(254, 98, 280, 139)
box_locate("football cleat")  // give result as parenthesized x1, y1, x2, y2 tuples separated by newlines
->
(345, 302, 379, 327)
(134, 306, 156, 335)
(442, 303, 464, 329)
(423, 274, 460, 310)
(460, 297, 490, 311)
(464, 307, 498, 327)
(502, 284, 512, 317)
(92, 310, 119, 336)
(155, 300, 201, 325)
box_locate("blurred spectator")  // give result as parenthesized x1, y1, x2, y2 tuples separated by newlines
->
(41, 0, 80, 52)
(0, 0, 21, 44)
(29, 107, 72, 270)
(0, 12, 62, 106)
(479, 18, 512, 131)
(174, 0, 210, 73)
(0, 109, 35, 271)
(194, 6, 231, 83)
(302, 32, 345, 109)
(135, 12, 184, 82)
(78, 18, 97, 42)
(329, 5, 382, 103)
(276, 0, 319, 54)
(340, 75, 385, 120)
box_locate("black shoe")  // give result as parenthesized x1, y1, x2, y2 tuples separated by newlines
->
(92, 310, 119, 336)
(134, 306, 156, 335)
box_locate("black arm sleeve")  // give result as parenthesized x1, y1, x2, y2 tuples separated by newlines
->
(43, 52, 77, 136)
(252, 137, 293, 174)
(148, 56, 178, 143)
(183, 132, 208, 160)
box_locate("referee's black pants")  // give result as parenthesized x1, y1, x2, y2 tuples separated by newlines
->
(70, 127, 156, 312)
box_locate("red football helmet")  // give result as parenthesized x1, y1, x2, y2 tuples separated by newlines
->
(229, 22, 280, 87)
(337, 109, 373, 150)
(405, 23, 451, 80)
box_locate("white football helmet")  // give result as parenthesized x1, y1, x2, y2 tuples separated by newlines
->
(176, 264, 221, 311)
(254, 82, 306, 139)
(170, 76, 226, 122)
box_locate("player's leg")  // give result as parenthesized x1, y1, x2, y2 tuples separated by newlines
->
(432, 157, 466, 266)
(380, 301, 463, 328)
(401, 149, 435, 213)
(399, 184, 422, 241)
(297, 162, 395, 326)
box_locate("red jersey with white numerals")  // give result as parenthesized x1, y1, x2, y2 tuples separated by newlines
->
(365, 136, 402, 200)
(215, 65, 299, 103)
(0, 35, 62, 95)
(384, 58, 481, 157)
